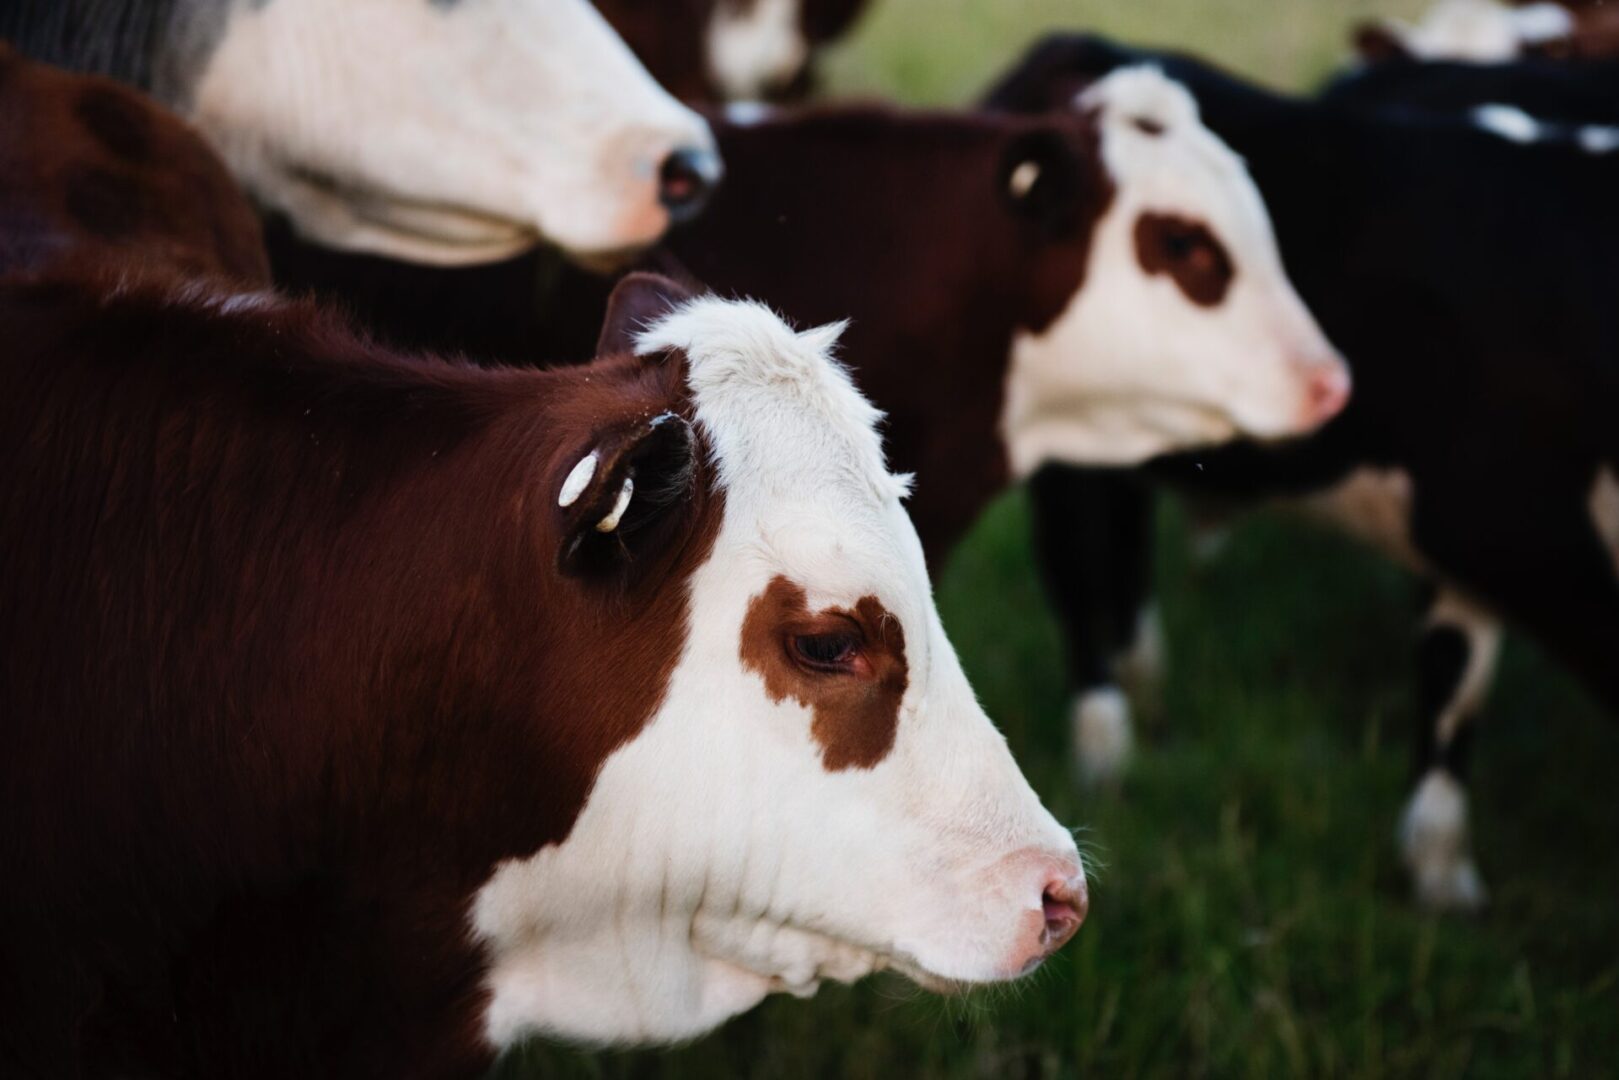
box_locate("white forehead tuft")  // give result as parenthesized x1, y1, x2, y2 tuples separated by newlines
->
(1074, 65, 1258, 210)
(1078, 65, 1203, 137)
(636, 297, 911, 504)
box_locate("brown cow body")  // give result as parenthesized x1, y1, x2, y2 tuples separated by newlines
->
(0, 270, 718, 1077)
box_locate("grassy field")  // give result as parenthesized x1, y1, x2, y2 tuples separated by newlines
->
(497, 3, 1619, 1076)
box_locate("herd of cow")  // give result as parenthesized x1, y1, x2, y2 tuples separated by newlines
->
(0, 0, 1614, 1075)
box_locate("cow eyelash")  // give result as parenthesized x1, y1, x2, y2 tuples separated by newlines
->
(788, 631, 864, 674)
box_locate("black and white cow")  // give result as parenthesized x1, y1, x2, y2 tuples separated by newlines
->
(1324, 52, 1619, 130)
(984, 33, 1619, 910)
(1, 0, 722, 264)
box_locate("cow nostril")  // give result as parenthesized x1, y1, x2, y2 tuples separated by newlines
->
(658, 146, 723, 224)
(1304, 363, 1352, 423)
(1040, 875, 1088, 950)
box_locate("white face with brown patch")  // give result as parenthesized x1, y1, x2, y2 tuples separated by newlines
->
(473, 297, 1085, 1047)
(1001, 66, 1350, 470)
(189, 0, 719, 265)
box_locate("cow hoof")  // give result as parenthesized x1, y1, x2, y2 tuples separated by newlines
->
(1399, 770, 1488, 913)
(1070, 687, 1133, 787)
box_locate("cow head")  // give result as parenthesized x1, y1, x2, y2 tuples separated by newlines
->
(474, 275, 1085, 1047)
(1000, 66, 1349, 469)
(189, 0, 721, 265)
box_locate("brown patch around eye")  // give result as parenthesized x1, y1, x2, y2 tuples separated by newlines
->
(1133, 211, 1235, 308)
(739, 575, 909, 772)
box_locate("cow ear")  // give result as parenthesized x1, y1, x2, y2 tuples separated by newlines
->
(554, 410, 698, 579)
(1352, 21, 1412, 63)
(1000, 127, 1087, 236)
(596, 272, 698, 358)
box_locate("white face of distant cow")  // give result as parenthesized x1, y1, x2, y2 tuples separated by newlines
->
(190, 0, 720, 264)
(1002, 66, 1350, 470)
(475, 296, 1086, 1047)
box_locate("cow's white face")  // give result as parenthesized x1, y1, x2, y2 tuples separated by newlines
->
(189, 0, 719, 265)
(1002, 66, 1350, 470)
(474, 298, 1084, 1047)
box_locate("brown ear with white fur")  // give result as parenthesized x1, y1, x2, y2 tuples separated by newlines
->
(596, 272, 699, 358)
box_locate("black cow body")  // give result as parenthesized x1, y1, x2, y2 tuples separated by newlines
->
(987, 35, 1619, 909)
(1322, 55, 1619, 125)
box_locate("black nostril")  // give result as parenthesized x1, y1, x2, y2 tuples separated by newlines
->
(658, 146, 723, 224)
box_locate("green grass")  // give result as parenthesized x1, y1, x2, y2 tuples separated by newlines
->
(495, 4, 1619, 1076)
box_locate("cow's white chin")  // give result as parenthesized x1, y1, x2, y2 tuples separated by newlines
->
(268, 171, 541, 266)
(267, 171, 668, 269)
(1007, 398, 1241, 473)
(480, 915, 892, 1051)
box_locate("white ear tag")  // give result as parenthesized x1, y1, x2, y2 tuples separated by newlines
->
(558, 452, 598, 508)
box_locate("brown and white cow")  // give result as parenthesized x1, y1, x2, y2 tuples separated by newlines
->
(0, 42, 267, 283)
(1, 0, 722, 264)
(592, 0, 870, 102)
(670, 67, 1349, 564)
(0, 262, 1085, 1073)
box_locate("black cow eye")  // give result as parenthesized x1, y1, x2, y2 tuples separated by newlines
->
(1164, 229, 1198, 260)
(790, 632, 862, 673)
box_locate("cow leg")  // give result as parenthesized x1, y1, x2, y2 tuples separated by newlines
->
(1398, 588, 1501, 912)
(1028, 465, 1157, 785)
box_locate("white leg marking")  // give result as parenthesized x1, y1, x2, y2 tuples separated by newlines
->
(1425, 589, 1503, 747)
(1071, 686, 1133, 786)
(1588, 464, 1619, 580)
(1399, 770, 1487, 912)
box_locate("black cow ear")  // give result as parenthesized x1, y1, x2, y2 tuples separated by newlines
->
(596, 272, 698, 358)
(1000, 128, 1085, 236)
(1352, 22, 1413, 63)
(555, 411, 698, 579)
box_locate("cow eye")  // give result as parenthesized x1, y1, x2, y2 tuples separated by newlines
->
(789, 631, 863, 674)
(1163, 225, 1205, 262)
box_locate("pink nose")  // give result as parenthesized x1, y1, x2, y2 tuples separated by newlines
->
(1299, 360, 1352, 428)
(1005, 856, 1089, 976)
